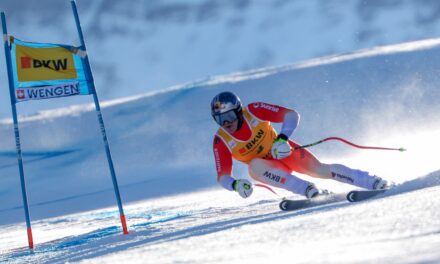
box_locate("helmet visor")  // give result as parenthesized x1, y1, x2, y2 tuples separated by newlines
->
(213, 110, 238, 126)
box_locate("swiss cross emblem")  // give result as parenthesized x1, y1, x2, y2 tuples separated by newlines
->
(16, 90, 25, 99)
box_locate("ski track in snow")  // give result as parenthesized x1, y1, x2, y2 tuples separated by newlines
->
(1, 171, 440, 263)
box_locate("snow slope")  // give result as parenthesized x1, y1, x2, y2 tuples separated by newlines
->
(1, 38, 440, 263)
(2, 174, 440, 263)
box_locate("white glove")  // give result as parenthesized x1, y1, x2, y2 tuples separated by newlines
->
(232, 179, 253, 198)
(271, 137, 292, 159)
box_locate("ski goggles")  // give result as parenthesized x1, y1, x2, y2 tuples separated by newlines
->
(213, 110, 238, 126)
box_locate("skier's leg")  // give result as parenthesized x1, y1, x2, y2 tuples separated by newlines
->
(279, 140, 327, 178)
(281, 140, 381, 190)
(248, 158, 316, 197)
(318, 163, 382, 189)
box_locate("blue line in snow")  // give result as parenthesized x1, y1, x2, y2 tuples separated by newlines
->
(0, 210, 191, 262)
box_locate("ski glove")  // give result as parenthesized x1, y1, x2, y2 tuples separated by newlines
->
(232, 179, 253, 198)
(271, 134, 292, 159)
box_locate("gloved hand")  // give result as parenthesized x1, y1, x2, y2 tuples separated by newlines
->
(232, 179, 253, 198)
(271, 134, 292, 159)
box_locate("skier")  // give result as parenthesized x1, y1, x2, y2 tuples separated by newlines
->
(211, 91, 392, 199)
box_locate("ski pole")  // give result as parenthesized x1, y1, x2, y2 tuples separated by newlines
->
(293, 137, 406, 152)
(255, 183, 280, 197)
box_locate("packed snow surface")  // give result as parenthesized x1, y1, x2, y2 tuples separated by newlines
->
(1, 38, 440, 263)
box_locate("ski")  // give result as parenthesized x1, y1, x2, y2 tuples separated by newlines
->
(346, 189, 388, 202)
(279, 193, 346, 211)
(279, 199, 310, 211)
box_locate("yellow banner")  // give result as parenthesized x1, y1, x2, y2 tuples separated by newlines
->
(16, 45, 77, 82)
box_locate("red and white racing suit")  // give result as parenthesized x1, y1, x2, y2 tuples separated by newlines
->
(213, 102, 380, 196)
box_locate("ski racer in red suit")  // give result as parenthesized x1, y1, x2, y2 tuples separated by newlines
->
(211, 91, 392, 198)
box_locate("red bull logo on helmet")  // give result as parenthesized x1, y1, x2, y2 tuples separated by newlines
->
(214, 101, 234, 113)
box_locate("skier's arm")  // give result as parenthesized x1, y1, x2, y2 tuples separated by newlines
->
(248, 102, 300, 139)
(213, 136, 254, 198)
(279, 110, 300, 139)
(213, 136, 234, 190)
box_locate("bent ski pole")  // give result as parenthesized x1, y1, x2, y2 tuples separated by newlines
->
(293, 137, 406, 152)
(255, 183, 280, 197)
